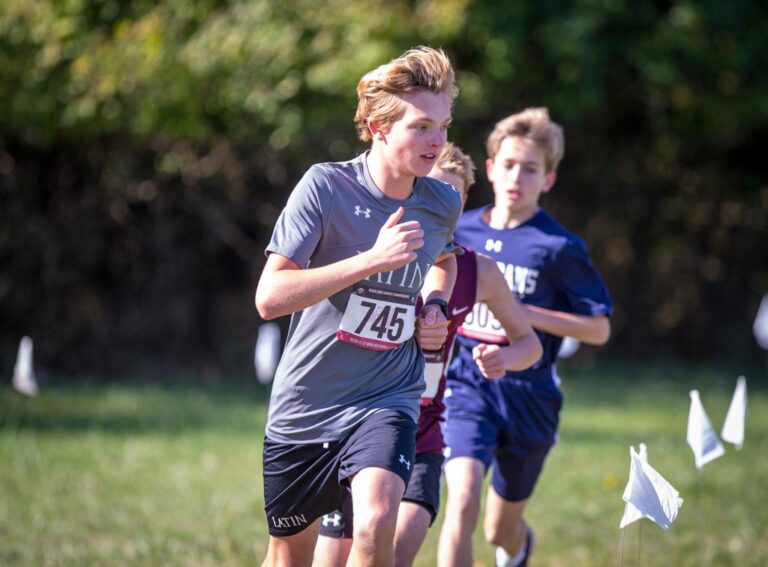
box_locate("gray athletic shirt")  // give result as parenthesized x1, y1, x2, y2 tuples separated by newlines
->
(264, 152, 462, 444)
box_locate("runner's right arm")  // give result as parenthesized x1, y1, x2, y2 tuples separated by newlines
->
(256, 207, 423, 320)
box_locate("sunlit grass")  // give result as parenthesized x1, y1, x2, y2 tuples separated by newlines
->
(422, 361, 768, 566)
(1, 384, 269, 566)
(1, 363, 766, 566)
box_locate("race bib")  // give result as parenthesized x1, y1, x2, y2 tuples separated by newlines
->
(337, 284, 417, 351)
(421, 349, 444, 404)
(458, 302, 508, 344)
(421, 335, 458, 405)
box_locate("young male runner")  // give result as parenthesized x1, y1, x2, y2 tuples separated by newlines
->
(255, 47, 463, 567)
(313, 143, 542, 567)
(438, 108, 613, 567)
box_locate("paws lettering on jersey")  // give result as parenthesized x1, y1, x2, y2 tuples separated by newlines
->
(495, 261, 540, 297)
(354, 206, 372, 218)
(485, 239, 503, 252)
(398, 454, 411, 470)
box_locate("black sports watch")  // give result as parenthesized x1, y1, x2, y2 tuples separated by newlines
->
(424, 298, 449, 320)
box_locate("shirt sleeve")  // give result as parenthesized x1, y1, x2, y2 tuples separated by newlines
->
(553, 238, 613, 317)
(265, 165, 331, 267)
(440, 184, 464, 256)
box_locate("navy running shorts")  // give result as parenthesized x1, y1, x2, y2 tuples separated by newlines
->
(443, 376, 562, 502)
(402, 451, 444, 524)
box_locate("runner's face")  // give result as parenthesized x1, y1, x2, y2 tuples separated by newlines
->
(428, 167, 468, 207)
(383, 90, 452, 178)
(486, 136, 555, 217)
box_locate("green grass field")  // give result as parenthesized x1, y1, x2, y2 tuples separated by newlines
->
(1, 361, 766, 566)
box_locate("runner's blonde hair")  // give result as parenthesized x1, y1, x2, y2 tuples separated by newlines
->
(355, 46, 458, 142)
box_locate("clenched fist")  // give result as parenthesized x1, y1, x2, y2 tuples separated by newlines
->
(472, 343, 509, 379)
(366, 207, 424, 273)
(416, 305, 449, 351)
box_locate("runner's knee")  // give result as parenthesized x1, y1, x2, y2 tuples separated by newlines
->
(445, 487, 481, 525)
(353, 491, 399, 541)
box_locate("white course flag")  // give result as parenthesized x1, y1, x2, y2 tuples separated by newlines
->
(753, 294, 768, 350)
(721, 376, 747, 449)
(620, 443, 683, 531)
(254, 322, 281, 384)
(13, 336, 38, 397)
(687, 390, 725, 469)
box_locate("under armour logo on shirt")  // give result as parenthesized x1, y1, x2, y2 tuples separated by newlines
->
(322, 512, 342, 528)
(485, 239, 502, 253)
(398, 454, 411, 470)
(354, 206, 371, 218)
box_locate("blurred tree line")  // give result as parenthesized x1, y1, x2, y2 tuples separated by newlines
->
(1, 0, 766, 375)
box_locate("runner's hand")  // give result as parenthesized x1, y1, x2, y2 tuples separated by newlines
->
(416, 305, 448, 351)
(472, 343, 507, 379)
(366, 207, 424, 273)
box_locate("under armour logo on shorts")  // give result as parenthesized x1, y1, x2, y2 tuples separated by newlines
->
(398, 454, 411, 470)
(322, 512, 342, 527)
(354, 206, 371, 218)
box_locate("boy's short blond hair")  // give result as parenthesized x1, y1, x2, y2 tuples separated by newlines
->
(486, 108, 565, 173)
(355, 46, 458, 142)
(435, 142, 475, 193)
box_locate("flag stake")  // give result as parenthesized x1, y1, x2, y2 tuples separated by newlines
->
(618, 523, 626, 567)
(696, 470, 706, 566)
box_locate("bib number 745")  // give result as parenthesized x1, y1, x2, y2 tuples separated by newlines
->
(337, 284, 416, 351)
(355, 302, 409, 342)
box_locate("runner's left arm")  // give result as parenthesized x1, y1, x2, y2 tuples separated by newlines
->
(473, 254, 543, 378)
(416, 252, 456, 350)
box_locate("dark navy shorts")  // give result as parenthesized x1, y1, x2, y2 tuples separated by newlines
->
(402, 451, 444, 524)
(443, 374, 562, 502)
(318, 489, 354, 539)
(319, 450, 445, 538)
(263, 409, 417, 537)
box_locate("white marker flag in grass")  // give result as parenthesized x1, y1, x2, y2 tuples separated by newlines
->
(721, 376, 747, 449)
(687, 390, 725, 469)
(620, 444, 683, 531)
(12, 336, 38, 397)
(255, 322, 281, 384)
(754, 294, 768, 350)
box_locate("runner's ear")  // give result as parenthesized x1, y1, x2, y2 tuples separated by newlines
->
(369, 120, 386, 141)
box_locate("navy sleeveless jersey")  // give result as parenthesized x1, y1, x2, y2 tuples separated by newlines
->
(416, 247, 477, 455)
(454, 206, 612, 382)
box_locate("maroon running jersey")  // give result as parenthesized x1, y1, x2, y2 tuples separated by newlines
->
(416, 247, 477, 455)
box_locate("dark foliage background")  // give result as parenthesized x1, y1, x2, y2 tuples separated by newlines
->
(2, 0, 766, 376)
